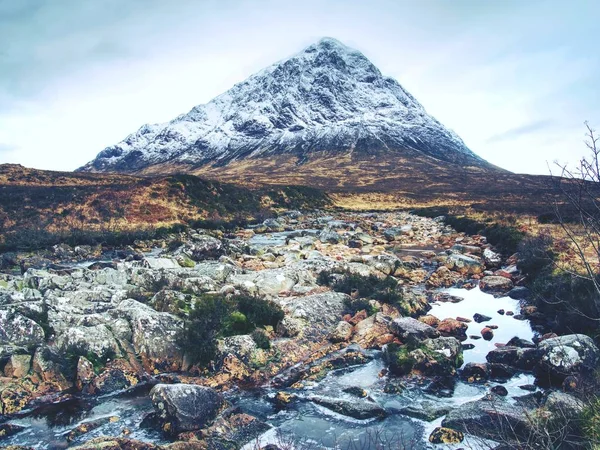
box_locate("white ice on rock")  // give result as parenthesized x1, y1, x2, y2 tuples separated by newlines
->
(80, 37, 486, 172)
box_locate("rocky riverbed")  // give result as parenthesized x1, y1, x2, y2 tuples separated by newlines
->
(0, 210, 597, 449)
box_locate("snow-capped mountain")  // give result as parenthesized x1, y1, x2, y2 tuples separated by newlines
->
(80, 37, 489, 174)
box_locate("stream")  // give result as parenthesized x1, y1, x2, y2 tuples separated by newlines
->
(2, 286, 538, 449)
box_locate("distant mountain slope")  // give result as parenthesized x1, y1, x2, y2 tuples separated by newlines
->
(0, 164, 330, 250)
(80, 37, 495, 178)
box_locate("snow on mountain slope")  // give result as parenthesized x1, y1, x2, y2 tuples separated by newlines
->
(80, 37, 487, 173)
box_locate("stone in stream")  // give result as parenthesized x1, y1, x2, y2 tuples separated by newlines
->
(481, 327, 494, 340)
(343, 386, 368, 398)
(398, 401, 451, 421)
(436, 318, 468, 339)
(460, 362, 489, 382)
(507, 286, 531, 300)
(150, 384, 224, 434)
(473, 313, 492, 323)
(486, 346, 543, 371)
(490, 385, 508, 396)
(479, 275, 514, 292)
(309, 395, 387, 420)
(390, 317, 439, 343)
(443, 253, 484, 275)
(506, 336, 536, 348)
(429, 426, 464, 444)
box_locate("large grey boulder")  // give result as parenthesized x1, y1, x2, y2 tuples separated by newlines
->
(150, 384, 224, 434)
(0, 310, 45, 349)
(275, 292, 349, 336)
(536, 334, 599, 382)
(231, 268, 298, 296)
(390, 317, 439, 343)
(55, 324, 121, 360)
(114, 299, 183, 371)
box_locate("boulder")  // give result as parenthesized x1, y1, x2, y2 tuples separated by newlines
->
(483, 248, 502, 268)
(3, 354, 32, 378)
(188, 235, 224, 261)
(429, 426, 464, 444)
(479, 276, 514, 292)
(330, 321, 353, 343)
(114, 299, 183, 372)
(473, 313, 492, 323)
(76, 356, 96, 390)
(32, 346, 72, 391)
(426, 266, 461, 288)
(277, 316, 304, 337)
(419, 315, 440, 327)
(543, 391, 585, 416)
(0, 310, 45, 348)
(481, 327, 494, 341)
(442, 396, 535, 442)
(536, 334, 599, 383)
(390, 317, 439, 343)
(143, 258, 180, 270)
(486, 346, 542, 371)
(398, 401, 451, 421)
(460, 362, 490, 382)
(55, 324, 121, 360)
(451, 244, 482, 255)
(150, 384, 224, 434)
(436, 318, 468, 339)
(319, 230, 343, 244)
(275, 292, 348, 336)
(218, 335, 257, 364)
(507, 286, 531, 300)
(443, 254, 484, 275)
(352, 313, 395, 348)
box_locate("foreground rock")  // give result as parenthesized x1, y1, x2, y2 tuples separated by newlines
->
(150, 384, 224, 434)
(536, 334, 599, 384)
(442, 395, 536, 442)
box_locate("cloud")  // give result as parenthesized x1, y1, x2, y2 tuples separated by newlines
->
(485, 120, 556, 144)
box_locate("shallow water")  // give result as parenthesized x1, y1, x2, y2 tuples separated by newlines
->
(429, 287, 534, 365)
(3, 386, 166, 449)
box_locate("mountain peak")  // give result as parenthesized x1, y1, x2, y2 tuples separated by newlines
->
(80, 38, 490, 174)
(312, 37, 354, 51)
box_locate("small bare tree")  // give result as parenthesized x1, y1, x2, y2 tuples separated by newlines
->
(551, 122, 600, 318)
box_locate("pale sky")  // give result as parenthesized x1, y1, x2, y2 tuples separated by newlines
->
(0, 0, 598, 175)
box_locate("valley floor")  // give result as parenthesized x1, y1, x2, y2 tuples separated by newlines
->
(0, 210, 597, 449)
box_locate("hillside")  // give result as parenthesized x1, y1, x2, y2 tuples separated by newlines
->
(0, 164, 330, 250)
